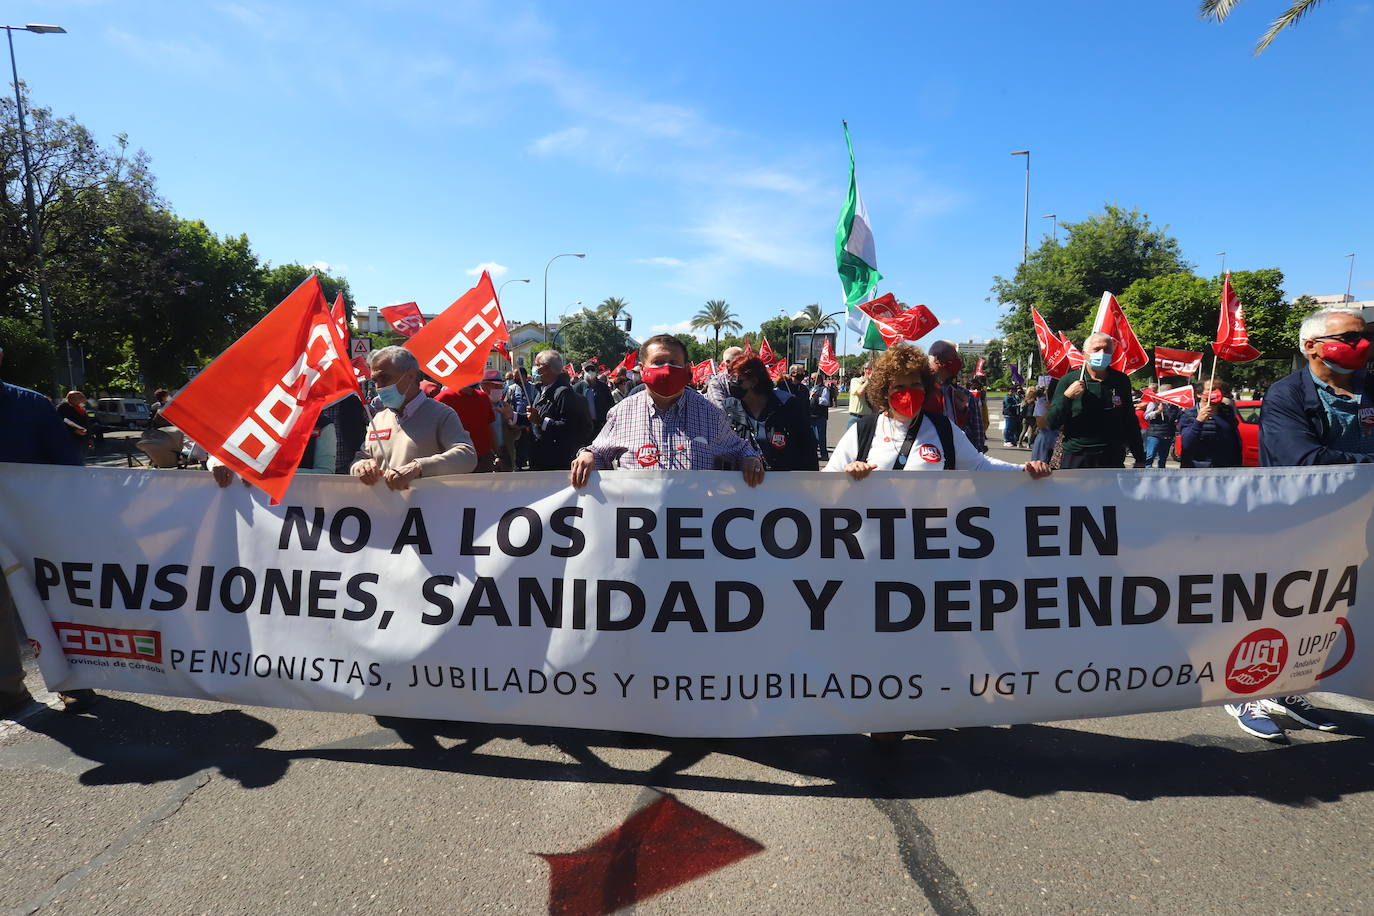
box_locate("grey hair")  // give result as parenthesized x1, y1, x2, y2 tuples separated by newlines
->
(368, 345, 418, 373)
(928, 339, 959, 359)
(1299, 308, 1364, 346)
(721, 346, 744, 362)
(535, 349, 565, 372)
(1085, 332, 1116, 351)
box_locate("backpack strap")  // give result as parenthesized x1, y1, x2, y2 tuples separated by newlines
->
(855, 413, 880, 462)
(922, 411, 957, 470)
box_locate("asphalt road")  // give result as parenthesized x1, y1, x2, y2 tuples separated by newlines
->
(3, 407, 1371, 915)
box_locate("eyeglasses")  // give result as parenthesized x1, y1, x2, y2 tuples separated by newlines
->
(1310, 330, 1374, 346)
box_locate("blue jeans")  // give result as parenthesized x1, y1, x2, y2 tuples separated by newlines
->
(811, 417, 828, 458)
(1144, 435, 1171, 468)
(1031, 428, 1059, 464)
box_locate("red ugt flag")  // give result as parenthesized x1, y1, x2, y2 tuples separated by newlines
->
(1141, 386, 1196, 409)
(758, 336, 776, 364)
(818, 336, 840, 376)
(1059, 333, 1086, 375)
(1213, 272, 1262, 362)
(404, 272, 508, 389)
(1092, 292, 1150, 374)
(1154, 347, 1203, 378)
(692, 359, 716, 385)
(767, 359, 788, 382)
(380, 301, 427, 338)
(160, 275, 361, 504)
(855, 294, 940, 347)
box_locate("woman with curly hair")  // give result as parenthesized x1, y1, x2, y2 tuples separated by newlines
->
(823, 344, 1051, 479)
(721, 355, 818, 471)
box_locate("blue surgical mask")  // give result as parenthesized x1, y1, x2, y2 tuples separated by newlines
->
(375, 383, 407, 409)
(1088, 351, 1110, 370)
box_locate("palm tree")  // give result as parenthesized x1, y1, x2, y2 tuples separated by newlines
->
(597, 296, 630, 323)
(691, 300, 742, 360)
(795, 303, 838, 332)
(1201, 0, 1327, 54)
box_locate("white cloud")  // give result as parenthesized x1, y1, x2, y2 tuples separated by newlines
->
(529, 126, 590, 157)
(466, 262, 509, 279)
(650, 320, 708, 340)
(634, 257, 687, 268)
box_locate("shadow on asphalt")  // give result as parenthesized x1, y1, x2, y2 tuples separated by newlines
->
(13, 696, 1374, 807)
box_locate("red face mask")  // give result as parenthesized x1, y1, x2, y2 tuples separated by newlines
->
(1208, 389, 1224, 405)
(1321, 337, 1371, 373)
(888, 387, 926, 419)
(642, 364, 692, 398)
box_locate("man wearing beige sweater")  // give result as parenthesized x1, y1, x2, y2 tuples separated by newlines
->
(351, 346, 477, 489)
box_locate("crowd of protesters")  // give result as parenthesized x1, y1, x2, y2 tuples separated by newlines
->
(3, 306, 1372, 743)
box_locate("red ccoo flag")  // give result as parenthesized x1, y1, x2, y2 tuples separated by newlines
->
(818, 336, 840, 376)
(1092, 292, 1150, 374)
(160, 275, 361, 504)
(1154, 346, 1203, 378)
(404, 272, 508, 389)
(1140, 385, 1196, 409)
(692, 359, 716, 385)
(758, 336, 775, 364)
(1212, 272, 1262, 362)
(330, 292, 347, 332)
(1059, 333, 1086, 374)
(380, 301, 427, 338)
(1031, 306, 1068, 375)
(767, 358, 788, 382)
(855, 293, 940, 347)
(493, 339, 510, 361)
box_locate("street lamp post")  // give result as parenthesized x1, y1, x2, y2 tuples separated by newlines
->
(1345, 253, 1356, 301)
(1011, 150, 1030, 264)
(5, 23, 66, 397)
(498, 277, 530, 300)
(1042, 213, 1057, 242)
(543, 253, 585, 344)
(1216, 251, 1227, 275)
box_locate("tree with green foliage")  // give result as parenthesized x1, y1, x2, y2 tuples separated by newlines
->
(690, 299, 742, 360)
(1201, 0, 1328, 54)
(993, 205, 1191, 364)
(0, 316, 55, 390)
(1119, 268, 1304, 387)
(596, 296, 630, 324)
(672, 334, 713, 364)
(556, 313, 634, 368)
(794, 303, 839, 332)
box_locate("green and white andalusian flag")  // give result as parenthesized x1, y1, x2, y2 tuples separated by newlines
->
(835, 122, 885, 350)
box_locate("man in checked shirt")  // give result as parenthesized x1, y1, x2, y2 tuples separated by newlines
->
(570, 334, 765, 488)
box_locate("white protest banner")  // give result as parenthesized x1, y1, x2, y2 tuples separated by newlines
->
(2, 464, 1370, 737)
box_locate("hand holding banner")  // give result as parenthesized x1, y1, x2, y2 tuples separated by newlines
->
(404, 272, 507, 389)
(160, 275, 361, 504)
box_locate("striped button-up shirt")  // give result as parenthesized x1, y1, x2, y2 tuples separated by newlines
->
(586, 388, 760, 470)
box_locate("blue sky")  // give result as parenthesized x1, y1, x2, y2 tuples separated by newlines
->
(12, 1, 1373, 351)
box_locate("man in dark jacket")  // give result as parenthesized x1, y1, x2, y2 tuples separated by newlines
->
(526, 350, 592, 470)
(1141, 392, 1181, 467)
(1224, 307, 1370, 743)
(1178, 381, 1242, 468)
(1046, 334, 1145, 468)
(0, 346, 97, 716)
(572, 362, 614, 435)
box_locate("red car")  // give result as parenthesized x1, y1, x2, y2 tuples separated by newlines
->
(1173, 399, 1261, 466)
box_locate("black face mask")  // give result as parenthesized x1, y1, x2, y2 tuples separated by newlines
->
(728, 382, 747, 399)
